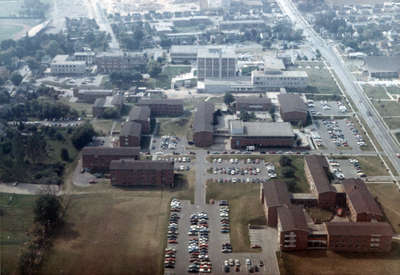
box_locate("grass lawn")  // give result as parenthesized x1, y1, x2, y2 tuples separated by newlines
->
(206, 182, 266, 252)
(387, 86, 400, 95)
(279, 240, 400, 275)
(59, 98, 93, 117)
(91, 119, 114, 135)
(350, 118, 374, 151)
(363, 85, 390, 99)
(40, 171, 195, 275)
(354, 156, 389, 177)
(368, 183, 400, 233)
(384, 117, 400, 130)
(149, 65, 191, 89)
(373, 101, 400, 118)
(0, 193, 39, 274)
(306, 207, 334, 223)
(158, 114, 193, 139)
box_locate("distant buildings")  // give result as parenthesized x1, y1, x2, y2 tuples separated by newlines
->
(197, 47, 237, 80)
(251, 70, 309, 90)
(137, 98, 184, 117)
(218, 20, 265, 31)
(236, 96, 272, 112)
(50, 55, 86, 75)
(230, 121, 295, 149)
(128, 106, 151, 134)
(110, 159, 174, 186)
(92, 95, 124, 118)
(96, 52, 147, 73)
(193, 102, 214, 147)
(74, 89, 114, 103)
(364, 56, 400, 78)
(278, 94, 308, 125)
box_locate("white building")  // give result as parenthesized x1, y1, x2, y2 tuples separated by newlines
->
(251, 70, 309, 89)
(50, 55, 86, 75)
(197, 47, 237, 80)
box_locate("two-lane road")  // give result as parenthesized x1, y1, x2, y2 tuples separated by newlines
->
(276, 0, 400, 184)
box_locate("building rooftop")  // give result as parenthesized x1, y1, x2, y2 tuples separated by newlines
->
(197, 47, 236, 59)
(129, 106, 151, 121)
(325, 222, 392, 236)
(252, 70, 308, 77)
(110, 159, 174, 170)
(137, 98, 184, 105)
(230, 121, 295, 137)
(82, 147, 140, 157)
(170, 45, 199, 55)
(262, 182, 291, 208)
(78, 89, 113, 95)
(263, 56, 285, 71)
(365, 56, 400, 73)
(193, 102, 214, 133)
(305, 155, 335, 194)
(120, 121, 142, 137)
(52, 55, 85, 65)
(342, 178, 383, 218)
(277, 205, 309, 232)
(278, 94, 308, 114)
(236, 96, 271, 105)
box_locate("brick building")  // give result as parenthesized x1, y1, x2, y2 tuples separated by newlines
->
(304, 155, 337, 209)
(109, 159, 174, 186)
(230, 121, 295, 149)
(277, 205, 310, 251)
(92, 95, 124, 118)
(235, 96, 272, 112)
(278, 94, 308, 125)
(342, 179, 384, 222)
(81, 147, 140, 172)
(74, 89, 113, 103)
(128, 106, 151, 134)
(326, 222, 392, 252)
(96, 52, 147, 73)
(260, 182, 291, 227)
(193, 102, 214, 147)
(120, 121, 142, 147)
(137, 98, 184, 116)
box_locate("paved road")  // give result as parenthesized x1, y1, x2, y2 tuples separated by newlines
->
(276, 0, 400, 186)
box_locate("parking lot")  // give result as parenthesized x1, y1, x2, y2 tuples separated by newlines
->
(327, 158, 365, 179)
(151, 135, 187, 154)
(312, 119, 366, 153)
(308, 100, 350, 117)
(155, 155, 194, 172)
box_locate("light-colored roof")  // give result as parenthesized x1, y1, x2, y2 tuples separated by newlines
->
(252, 70, 308, 77)
(230, 121, 294, 137)
(197, 47, 236, 59)
(263, 57, 285, 71)
(365, 56, 400, 73)
(52, 55, 85, 65)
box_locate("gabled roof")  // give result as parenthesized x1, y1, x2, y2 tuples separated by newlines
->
(278, 94, 307, 114)
(120, 121, 142, 137)
(193, 102, 214, 133)
(342, 178, 383, 218)
(325, 222, 392, 236)
(305, 155, 335, 194)
(82, 146, 140, 157)
(129, 106, 151, 121)
(110, 159, 174, 170)
(277, 205, 309, 232)
(262, 182, 291, 208)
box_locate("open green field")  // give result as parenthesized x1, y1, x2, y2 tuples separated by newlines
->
(279, 241, 400, 275)
(387, 86, 400, 95)
(158, 114, 193, 139)
(373, 101, 400, 118)
(91, 119, 114, 135)
(148, 65, 191, 89)
(59, 98, 93, 117)
(0, 193, 39, 274)
(355, 156, 389, 177)
(363, 85, 390, 100)
(368, 183, 400, 233)
(206, 182, 265, 252)
(384, 117, 400, 130)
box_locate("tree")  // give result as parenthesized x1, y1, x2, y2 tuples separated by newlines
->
(10, 72, 23, 86)
(34, 194, 62, 230)
(223, 92, 235, 105)
(279, 156, 292, 167)
(281, 167, 295, 178)
(60, 148, 69, 162)
(71, 123, 96, 149)
(147, 60, 162, 77)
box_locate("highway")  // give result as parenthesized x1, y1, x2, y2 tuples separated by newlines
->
(275, 0, 400, 184)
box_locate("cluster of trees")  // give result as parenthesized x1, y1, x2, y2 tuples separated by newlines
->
(0, 100, 79, 121)
(19, 194, 64, 274)
(20, 0, 50, 18)
(112, 21, 152, 50)
(109, 71, 143, 89)
(71, 123, 96, 150)
(314, 12, 352, 40)
(279, 156, 298, 192)
(239, 111, 256, 122)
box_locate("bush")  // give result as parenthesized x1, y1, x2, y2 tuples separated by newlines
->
(279, 156, 292, 167)
(71, 123, 96, 149)
(281, 167, 295, 178)
(60, 148, 69, 162)
(34, 194, 62, 231)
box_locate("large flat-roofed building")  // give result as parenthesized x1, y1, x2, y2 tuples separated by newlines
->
(193, 102, 214, 147)
(74, 89, 114, 103)
(342, 179, 384, 222)
(170, 45, 199, 64)
(263, 56, 286, 73)
(120, 121, 142, 147)
(260, 182, 291, 227)
(197, 47, 237, 80)
(73, 51, 95, 65)
(277, 205, 309, 251)
(278, 94, 308, 125)
(230, 121, 295, 149)
(236, 96, 272, 112)
(365, 56, 400, 78)
(96, 52, 147, 73)
(92, 95, 124, 118)
(218, 20, 265, 31)
(82, 147, 140, 172)
(128, 106, 151, 134)
(304, 155, 336, 209)
(325, 222, 392, 252)
(50, 55, 86, 75)
(110, 159, 174, 186)
(251, 70, 309, 89)
(137, 98, 184, 116)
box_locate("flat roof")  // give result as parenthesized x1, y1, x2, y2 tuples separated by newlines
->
(137, 98, 183, 105)
(365, 56, 400, 73)
(278, 94, 308, 114)
(120, 121, 142, 137)
(263, 57, 285, 71)
(252, 70, 308, 77)
(110, 159, 174, 170)
(236, 96, 271, 105)
(52, 55, 85, 65)
(262, 182, 291, 208)
(305, 155, 335, 194)
(129, 106, 151, 122)
(230, 121, 295, 137)
(325, 222, 392, 236)
(193, 102, 214, 133)
(82, 147, 140, 157)
(197, 47, 236, 59)
(277, 205, 309, 232)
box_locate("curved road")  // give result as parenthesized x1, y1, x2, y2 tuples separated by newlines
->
(276, 0, 400, 186)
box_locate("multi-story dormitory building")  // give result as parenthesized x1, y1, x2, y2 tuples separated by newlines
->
(260, 156, 393, 253)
